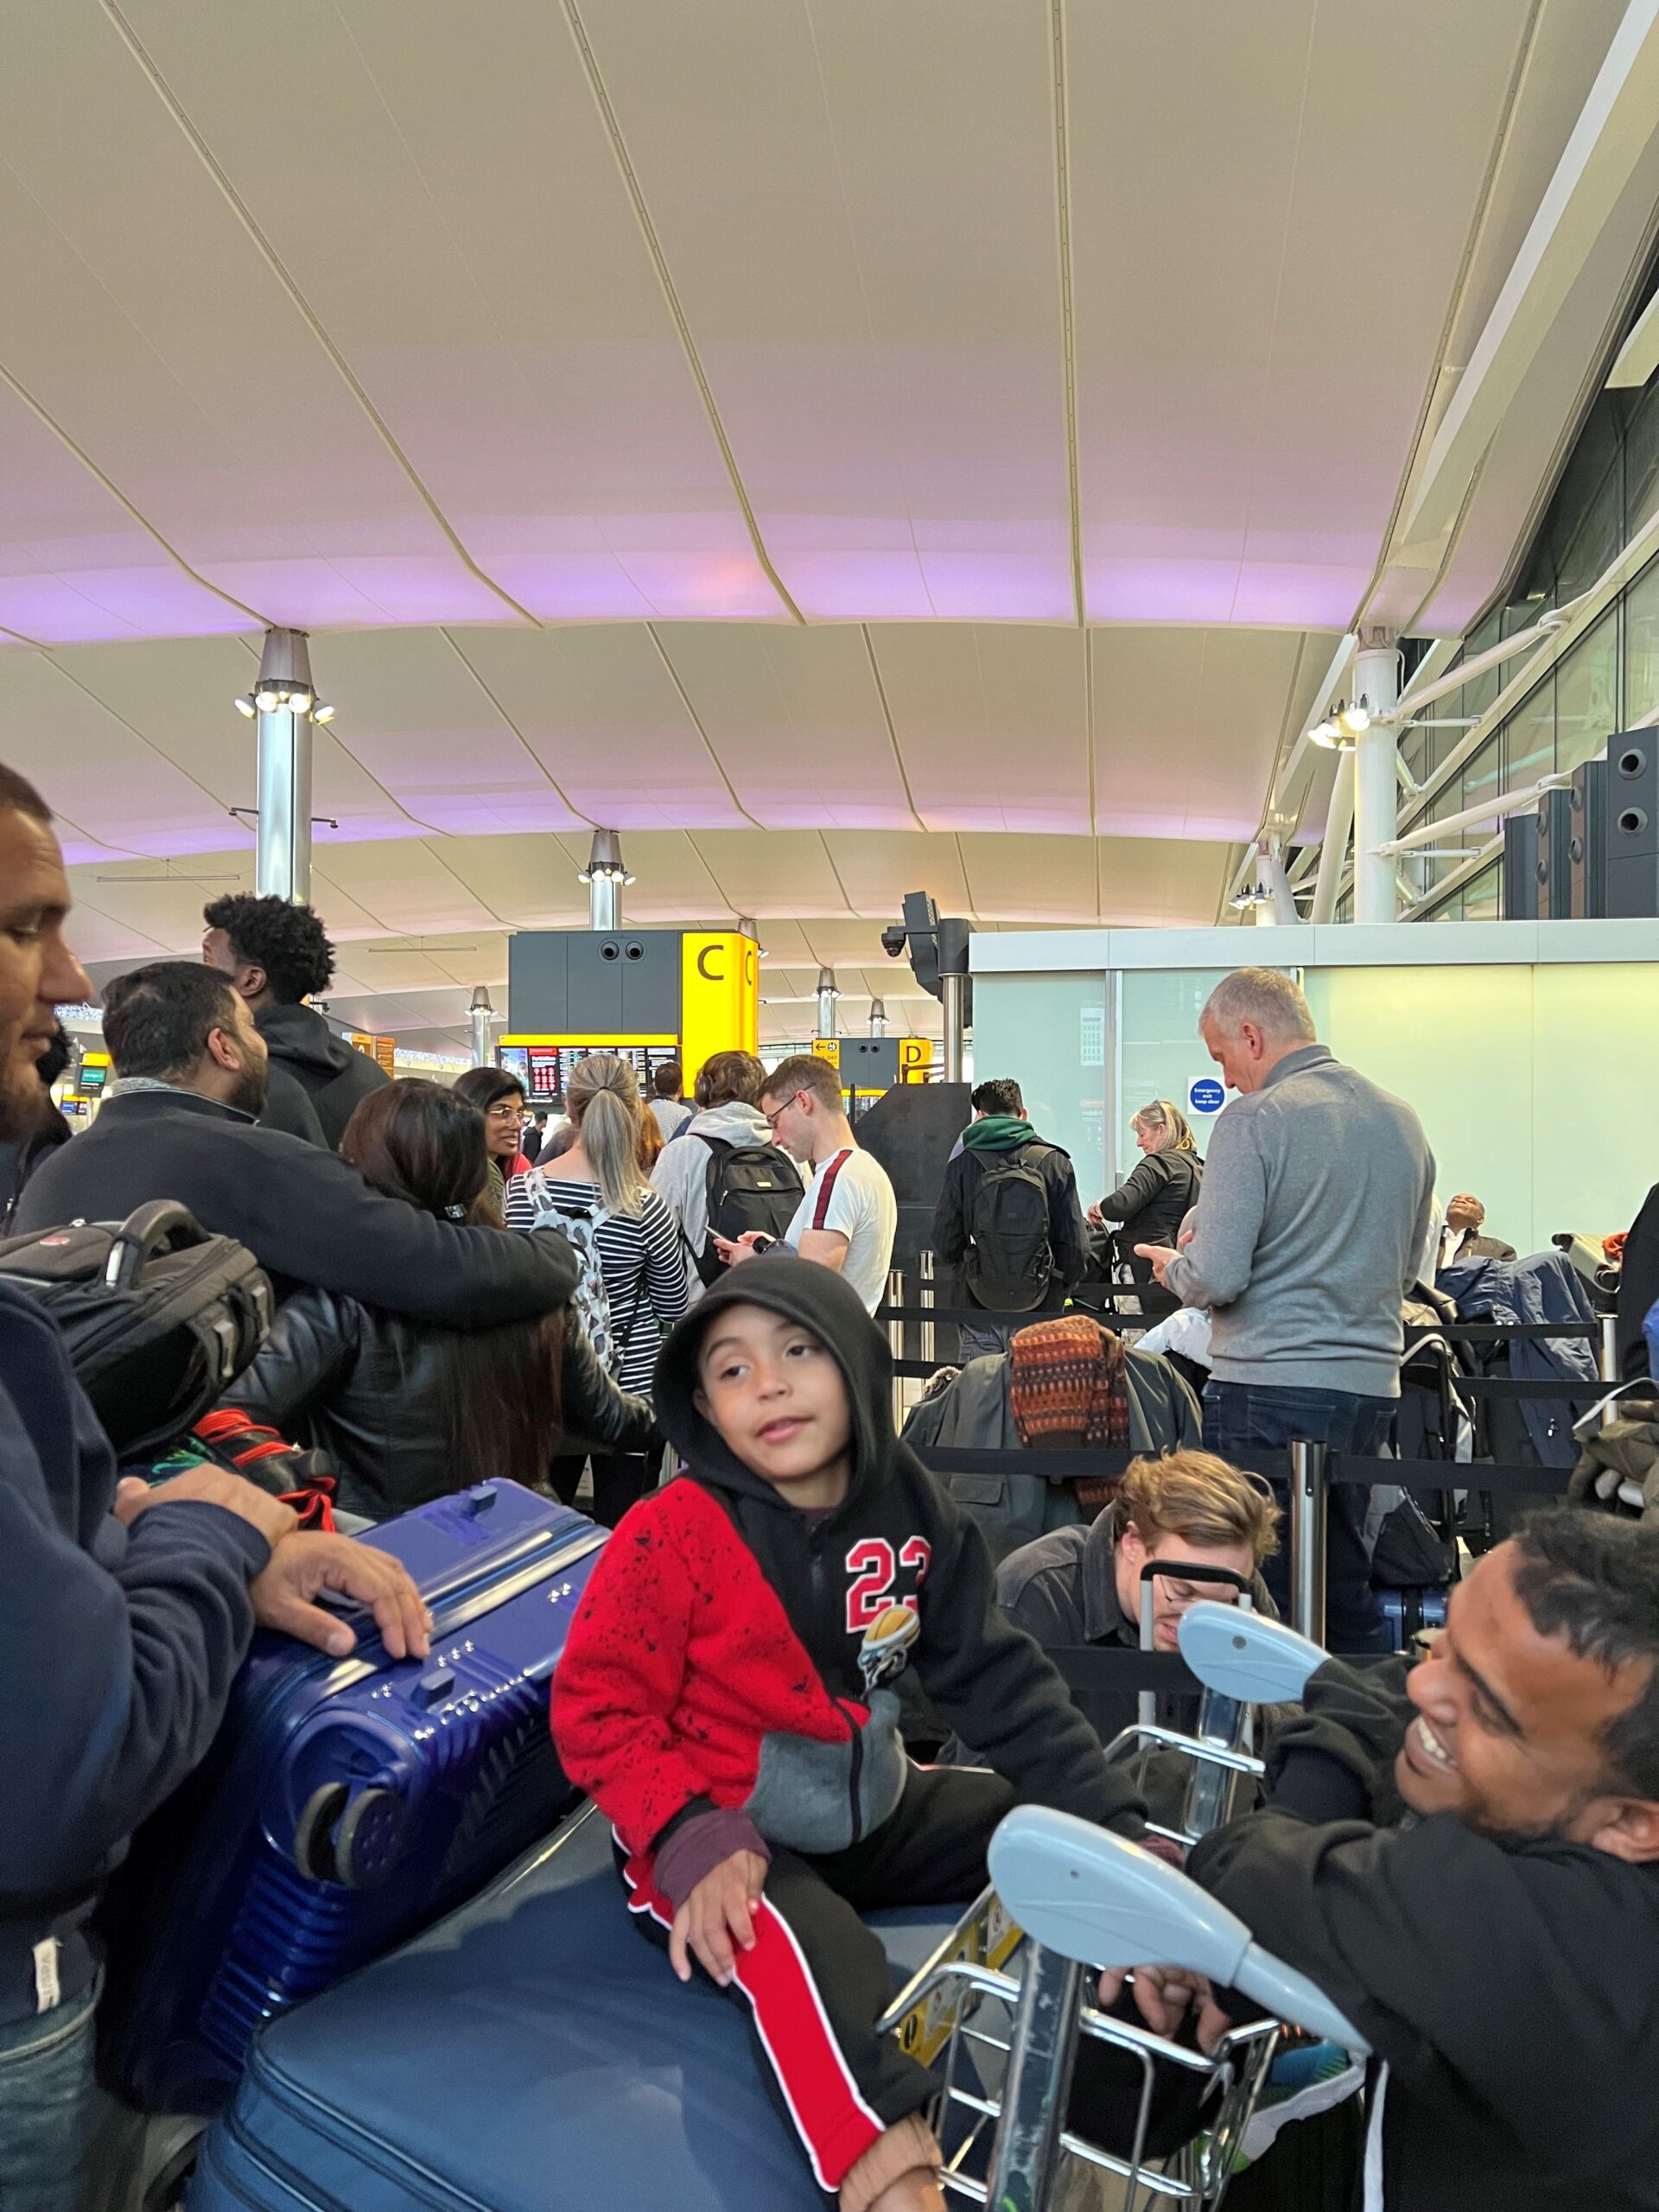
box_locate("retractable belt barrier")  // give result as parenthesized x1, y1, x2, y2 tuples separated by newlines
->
(912, 1439, 1573, 1643)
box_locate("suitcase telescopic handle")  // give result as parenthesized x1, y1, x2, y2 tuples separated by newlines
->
(104, 1199, 210, 1290)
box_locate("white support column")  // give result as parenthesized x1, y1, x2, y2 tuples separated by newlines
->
(1312, 752, 1356, 925)
(249, 629, 319, 906)
(1352, 635, 1402, 925)
(816, 967, 839, 1040)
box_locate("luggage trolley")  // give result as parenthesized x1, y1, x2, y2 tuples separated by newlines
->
(880, 1608, 1367, 2210)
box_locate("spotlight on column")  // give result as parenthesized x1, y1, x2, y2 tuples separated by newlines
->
(1310, 709, 1341, 748)
(578, 830, 632, 931)
(238, 630, 331, 727)
(1340, 696, 1371, 736)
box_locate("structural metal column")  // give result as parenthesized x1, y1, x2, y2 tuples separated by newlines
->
(1352, 634, 1401, 925)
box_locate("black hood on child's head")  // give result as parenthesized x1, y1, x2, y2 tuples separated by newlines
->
(652, 1255, 895, 1509)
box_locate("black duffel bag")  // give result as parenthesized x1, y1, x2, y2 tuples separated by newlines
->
(0, 1199, 271, 1460)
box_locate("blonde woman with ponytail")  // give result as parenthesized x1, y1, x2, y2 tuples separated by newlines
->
(505, 1053, 688, 1524)
(1087, 1098, 1205, 1289)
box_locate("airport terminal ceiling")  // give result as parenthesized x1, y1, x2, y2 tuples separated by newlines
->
(6, 0, 1653, 1047)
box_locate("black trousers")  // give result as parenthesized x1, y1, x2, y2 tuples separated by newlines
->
(626, 1764, 1014, 2196)
(549, 1447, 652, 1529)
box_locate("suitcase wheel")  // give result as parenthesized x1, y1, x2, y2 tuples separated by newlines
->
(293, 1783, 351, 1882)
(333, 1787, 404, 1889)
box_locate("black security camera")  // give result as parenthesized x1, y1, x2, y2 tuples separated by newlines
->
(880, 922, 908, 960)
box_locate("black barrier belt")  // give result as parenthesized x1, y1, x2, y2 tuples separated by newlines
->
(1404, 1319, 1600, 1343)
(913, 1443, 1573, 1497)
(1455, 1375, 1605, 1401)
(884, 1304, 1605, 1343)
(879, 1300, 1164, 1325)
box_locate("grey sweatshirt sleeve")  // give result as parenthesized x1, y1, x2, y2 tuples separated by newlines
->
(1161, 1105, 1265, 1311)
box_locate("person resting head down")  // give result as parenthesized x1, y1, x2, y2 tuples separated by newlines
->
(552, 1253, 1150, 2212)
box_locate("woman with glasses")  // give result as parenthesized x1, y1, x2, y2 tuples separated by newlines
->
(453, 1065, 533, 1210)
(505, 1053, 689, 1526)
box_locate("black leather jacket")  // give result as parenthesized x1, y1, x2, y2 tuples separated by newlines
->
(220, 1293, 652, 1522)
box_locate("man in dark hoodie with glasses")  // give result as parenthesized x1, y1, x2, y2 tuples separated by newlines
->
(554, 1255, 1147, 2212)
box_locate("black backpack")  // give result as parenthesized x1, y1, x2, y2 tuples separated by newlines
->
(964, 1146, 1056, 1313)
(0, 1200, 272, 1461)
(694, 1136, 802, 1286)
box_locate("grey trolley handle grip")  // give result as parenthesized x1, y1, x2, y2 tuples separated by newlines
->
(1177, 1602, 1326, 1707)
(988, 1806, 1368, 2055)
(104, 1200, 209, 1290)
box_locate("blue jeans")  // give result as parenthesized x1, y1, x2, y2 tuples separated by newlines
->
(1202, 1381, 1392, 1654)
(0, 1971, 102, 2212)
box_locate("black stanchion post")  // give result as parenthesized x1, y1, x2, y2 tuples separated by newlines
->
(918, 1249, 936, 1369)
(1288, 1437, 1327, 1646)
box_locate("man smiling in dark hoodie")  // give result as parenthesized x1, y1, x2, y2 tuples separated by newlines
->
(554, 1255, 1145, 2212)
(1119, 1510, 1659, 2212)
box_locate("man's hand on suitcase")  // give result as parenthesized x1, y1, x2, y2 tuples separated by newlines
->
(669, 1848, 768, 1987)
(251, 1535, 432, 1662)
(114, 1467, 297, 1548)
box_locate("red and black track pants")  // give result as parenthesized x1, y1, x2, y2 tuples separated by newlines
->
(623, 1764, 1015, 2196)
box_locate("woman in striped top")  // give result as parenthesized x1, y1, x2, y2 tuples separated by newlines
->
(505, 1052, 689, 1525)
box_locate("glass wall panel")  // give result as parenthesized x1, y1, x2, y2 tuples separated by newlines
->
(970, 972, 1109, 1197)
(1624, 555, 1659, 727)
(1555, 613, 1620, 772)
(1624, 378, 1659, 538)
(1117, 969, 1236, 1185)
(1462, 862, 1500, 922)
(1502, 673, 1555, 791)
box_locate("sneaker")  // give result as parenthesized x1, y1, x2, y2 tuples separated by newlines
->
(1238, 2037, 1363, 2163)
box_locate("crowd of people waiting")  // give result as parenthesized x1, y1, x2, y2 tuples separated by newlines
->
(4, 743, 1659, 2212)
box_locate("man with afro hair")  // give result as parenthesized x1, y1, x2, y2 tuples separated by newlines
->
(204, 894, 389, 1150)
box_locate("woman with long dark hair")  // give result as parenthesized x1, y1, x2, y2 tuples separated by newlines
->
(218, 1079, 650, 1522)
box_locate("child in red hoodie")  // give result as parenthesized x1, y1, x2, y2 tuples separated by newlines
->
(553, 1256, 1146, 2212)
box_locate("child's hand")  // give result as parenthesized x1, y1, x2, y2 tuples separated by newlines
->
(710, 1232, 745, 1266)
(669, 1848, 768, 1986)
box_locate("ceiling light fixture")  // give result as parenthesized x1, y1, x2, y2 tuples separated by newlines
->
(285, 689, 313, 715)
(234, 693, 257, 719)
(254, 687, 281, 713)
(311, 701, 334, 724)
(1340, 696, 1371, 736)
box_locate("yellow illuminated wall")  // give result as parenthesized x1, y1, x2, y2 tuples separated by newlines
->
(680, 931, 760, 1081)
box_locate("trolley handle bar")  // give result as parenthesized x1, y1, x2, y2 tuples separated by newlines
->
(987, 1807, 1369, 2056)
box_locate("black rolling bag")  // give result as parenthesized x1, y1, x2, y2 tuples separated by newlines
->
(0, 1199, 271, 1460)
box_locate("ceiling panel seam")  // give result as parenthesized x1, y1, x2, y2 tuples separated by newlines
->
(953, 830, 981, 923)
(558, 0, 806, 626)
(679, 830, 743, 918)
(1228, 0, 1321, 626)
(645, 624, 765, 827)
(98, 0, 541, 631)
(0, 352, 268, 632)
(817, 832, 857, 918)
(1051, 0, 1085, 629)
(1351, 0, 1547, 630)
(37, 652, 260, 849)
(859, 627, 925, 830)
(439, 629, 595, 830)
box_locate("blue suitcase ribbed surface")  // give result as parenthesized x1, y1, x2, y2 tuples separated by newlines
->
(103, 1481, 607, 2115)
(188, 1806, 957, 2212)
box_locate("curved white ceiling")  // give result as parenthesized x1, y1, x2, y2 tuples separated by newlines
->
(4, 0, 1649, 1041)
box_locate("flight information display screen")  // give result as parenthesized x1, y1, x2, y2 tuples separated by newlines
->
(499, 1044, 677, 1102)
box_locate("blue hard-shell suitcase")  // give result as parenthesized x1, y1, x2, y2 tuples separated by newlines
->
(101, 1480, 607, 2114)
(188, 1803, 957, 2212)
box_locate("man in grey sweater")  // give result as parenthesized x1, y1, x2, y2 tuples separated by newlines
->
(1137, 968, 1435, 1649)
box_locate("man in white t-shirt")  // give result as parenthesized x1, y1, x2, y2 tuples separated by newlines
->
(712, 1053, 897, 1313)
